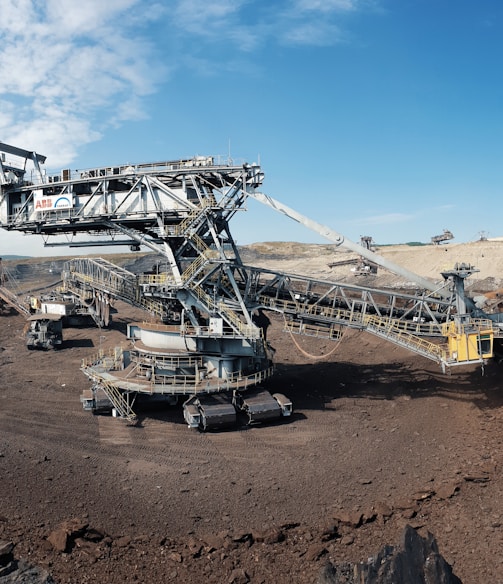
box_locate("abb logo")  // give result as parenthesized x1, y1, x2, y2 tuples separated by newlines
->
(35, 199, 54, 209)
(34, 196, 71, 211)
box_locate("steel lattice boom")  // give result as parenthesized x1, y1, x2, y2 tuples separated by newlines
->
(0, 141, 496, 427)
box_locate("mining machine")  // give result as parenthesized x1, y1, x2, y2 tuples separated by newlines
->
(0, 256, 66, 348)
(0, 141, 497, 429)
(0, 254, 102, 348)
(327, 235, 378, 275)
(25, 313, 63, 350)
(431, 229, 454, 245)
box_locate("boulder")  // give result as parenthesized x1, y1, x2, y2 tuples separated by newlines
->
(317, 525, 461, 583)
(47, 528, 69, 553)
(306, 543, 328, 561)
(0, 558, 55, 583)
(251, 527, 284, 544)
(334, 510, 363, 528)
(0, 541, 14, 566)
(228, 568, 249, 584)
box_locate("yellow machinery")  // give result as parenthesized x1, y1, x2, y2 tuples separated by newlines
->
(442, 318, 494, 365)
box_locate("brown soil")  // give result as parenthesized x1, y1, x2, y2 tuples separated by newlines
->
(1, 247, 503, 583)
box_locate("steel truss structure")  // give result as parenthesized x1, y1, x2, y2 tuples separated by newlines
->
(0, 142, 496, 426)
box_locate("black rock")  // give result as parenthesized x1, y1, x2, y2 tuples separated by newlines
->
(317, 525, 462, 584)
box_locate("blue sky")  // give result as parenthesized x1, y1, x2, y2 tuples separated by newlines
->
(1, 0, 502, 256)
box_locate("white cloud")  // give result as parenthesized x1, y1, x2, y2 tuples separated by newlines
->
(282, 21, 346, 46)
(293, 0, 359, 13)
(276, 0, 369, 46)
(8, 116, 102, 170)
(355, 213, 414, 226)
(170, 0, 372, 52)
(0, 0, 164, 167)
(44, 0, 140, 34)
(173, 0, 247, 36)
(0, 0, 376, 168)
(172, 0, 261, 51)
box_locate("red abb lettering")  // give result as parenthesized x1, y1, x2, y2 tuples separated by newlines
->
(35, 199, 53, 210)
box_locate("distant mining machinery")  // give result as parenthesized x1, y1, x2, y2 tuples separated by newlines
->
(0, 141, 498, 429)
(327, 235, 378, 275)
(431, 229, 454, 245)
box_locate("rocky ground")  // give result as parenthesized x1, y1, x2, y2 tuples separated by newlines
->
(1, 242, 503, 583)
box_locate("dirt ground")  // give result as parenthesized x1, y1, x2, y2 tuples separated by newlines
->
(2, 246, 503, 583)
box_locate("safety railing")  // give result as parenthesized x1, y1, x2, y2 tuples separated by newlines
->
(283, 320, 343, 340)
(65, 258, 166, 317)
(172, 199, 216, 238)
(0, 286, 30, 316)
(138, 273, 174, 286)
(258, 294, 448, 336)
(97, 379, 137, 422)
(130, 348, 204, 370)
(442, 319, 494, 336)
(362, 314, 448, 363)
(81, 346, 125, 370)
(83, 349, 274, 396)
(190, 285, 261, 339)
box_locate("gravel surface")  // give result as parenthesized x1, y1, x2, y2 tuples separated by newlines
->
(1, 246, 503, 583)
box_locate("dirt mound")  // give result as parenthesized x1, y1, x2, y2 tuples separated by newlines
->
(241, 240, 503, 292)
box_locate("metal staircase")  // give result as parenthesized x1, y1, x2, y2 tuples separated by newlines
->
(94, 378, 137, 423)
(362, 314, 448, 364)
(81, 347, 137, 422)
(0, 260, 30, 316)
(0, 284, 30, 316)
(189, 284, 261, 339)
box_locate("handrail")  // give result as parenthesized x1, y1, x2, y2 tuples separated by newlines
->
(190, 285, 260, 339)
(82, 352, 274, 396)
(0, 286, 30, 316)
(363, 313, 448, 362)
(99, 379, 137, 422)
(262, 293, 495, 366)
(284, 320, 343, 340)
(65, 258, 166, 317)
(258, 294, 497, 338)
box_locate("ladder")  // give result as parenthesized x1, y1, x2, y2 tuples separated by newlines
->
(97, 378, 137, 423)
(362, 314, 448, 364)
(0, 285, 30, 316)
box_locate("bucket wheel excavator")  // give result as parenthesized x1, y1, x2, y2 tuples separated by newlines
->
(0, 141, 498, 429)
